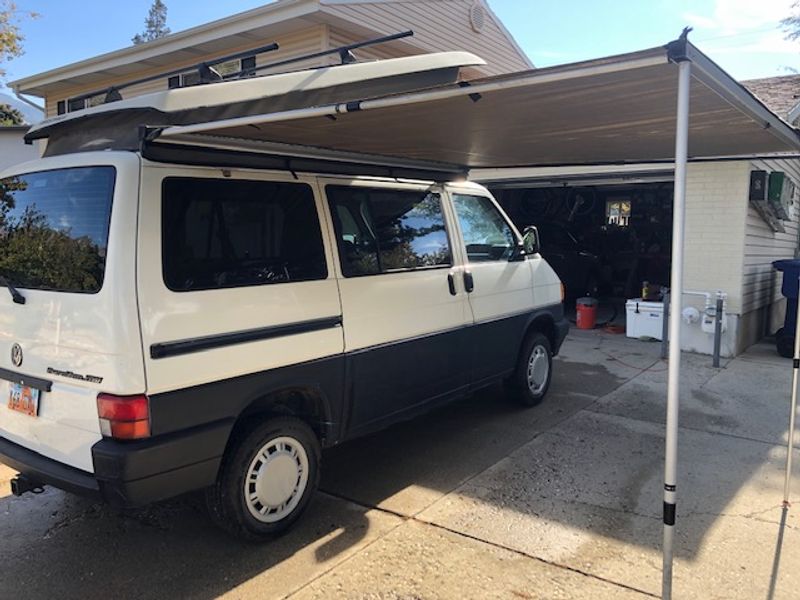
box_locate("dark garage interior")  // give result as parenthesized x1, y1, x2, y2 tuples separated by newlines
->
(492, 178, 675, 326)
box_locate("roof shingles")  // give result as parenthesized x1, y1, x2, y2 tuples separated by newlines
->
(741, 74, 800, 122)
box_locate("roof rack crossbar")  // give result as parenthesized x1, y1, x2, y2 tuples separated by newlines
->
(224, 30, 414, 80)
(68, 42, 281, 105)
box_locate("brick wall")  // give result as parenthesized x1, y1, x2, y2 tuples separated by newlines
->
(683, 161, 750, 315)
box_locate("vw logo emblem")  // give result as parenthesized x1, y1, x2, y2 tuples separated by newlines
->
(11, 343, 23, 368)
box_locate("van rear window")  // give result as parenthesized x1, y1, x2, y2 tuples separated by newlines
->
(0, 167, 116, 293)
(161, 178, 327, 291)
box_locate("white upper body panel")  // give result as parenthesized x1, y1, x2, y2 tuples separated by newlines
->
(0, 151, 144, 471)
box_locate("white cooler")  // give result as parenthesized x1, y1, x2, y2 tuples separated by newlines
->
(625, 299, 664, 340)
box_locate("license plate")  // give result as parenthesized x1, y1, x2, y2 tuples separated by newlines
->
(8, 383, 40, 417)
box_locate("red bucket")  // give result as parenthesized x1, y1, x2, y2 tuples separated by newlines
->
(576, 297, 598, 330)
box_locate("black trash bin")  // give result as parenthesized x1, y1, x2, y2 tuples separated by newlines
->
(772, 259, 800, 358)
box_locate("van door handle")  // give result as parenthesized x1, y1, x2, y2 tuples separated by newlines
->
(463, 271, 474, 293)
(447, 273, 457, 296)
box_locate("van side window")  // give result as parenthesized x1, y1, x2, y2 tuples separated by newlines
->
(162, 178, 327, 291)
(452, 194, 517, 262)
(327, 186, 452, 277)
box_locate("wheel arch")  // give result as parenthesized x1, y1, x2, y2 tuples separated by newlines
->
(231, 384, 334, 448)
(523, 311, 557, 351)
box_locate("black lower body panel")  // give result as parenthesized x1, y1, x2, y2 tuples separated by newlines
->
(0, 304, 570, 508)
(0, 436, 101, 499)
(0, 419, 233, 508)
(92, 419, 233, 507)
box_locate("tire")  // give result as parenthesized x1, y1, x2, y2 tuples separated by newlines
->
(206, 416, 321, 541)
(507, 332, 553, 407)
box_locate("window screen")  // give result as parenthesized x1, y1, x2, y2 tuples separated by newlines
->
(327, 186, 451, 277)
(452, 194, 517, 262)
(162, 178, 327, 291)
(0, 167, 116, 293)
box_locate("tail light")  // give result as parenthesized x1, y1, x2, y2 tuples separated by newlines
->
(97, 393, 150, 440)
(561, 282, 566, 303)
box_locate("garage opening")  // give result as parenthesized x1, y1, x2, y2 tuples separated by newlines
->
(492, 175, 675, 331)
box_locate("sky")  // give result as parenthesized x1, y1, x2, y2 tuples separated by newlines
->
(1, 0, 799, 99)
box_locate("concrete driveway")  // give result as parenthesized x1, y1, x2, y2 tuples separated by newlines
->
(1, 331, 798, 599)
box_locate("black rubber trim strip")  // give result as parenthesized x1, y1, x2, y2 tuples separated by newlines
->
(793, 358, 799, 369)
(150, 315, 343, 359)
(0, 368, 53, 392)
(663, 502, 676, 526)
(142, 142, 464, 183)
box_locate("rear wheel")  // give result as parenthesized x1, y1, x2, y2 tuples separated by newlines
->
(206, 416, 320, 541)
(507, 332, 553, 407)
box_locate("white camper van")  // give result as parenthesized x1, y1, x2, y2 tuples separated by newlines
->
(0, 50, 567, 540)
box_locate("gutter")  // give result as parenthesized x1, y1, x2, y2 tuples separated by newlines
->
(9, 0, 318, 94)
(11, 88, 45, 116)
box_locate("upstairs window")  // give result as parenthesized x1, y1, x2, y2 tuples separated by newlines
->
(167, 55, 256, 89)
(60, 93, 106, 114)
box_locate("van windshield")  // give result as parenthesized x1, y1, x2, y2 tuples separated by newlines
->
(0, 166, 115, 293)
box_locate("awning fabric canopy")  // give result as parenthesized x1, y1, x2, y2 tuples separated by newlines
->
(155, 38, 800, 175)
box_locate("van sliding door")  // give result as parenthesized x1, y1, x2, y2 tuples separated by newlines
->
(323, 181, 473, 436)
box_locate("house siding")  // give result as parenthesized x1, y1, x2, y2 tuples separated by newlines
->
(743, 157, 800, 333)
(683, 161, 750, 316)
(0, 129, 41, 171)
(320, 0, 530, 75)
(46, 27, 329, 118)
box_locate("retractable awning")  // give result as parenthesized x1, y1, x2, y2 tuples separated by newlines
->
(153, 34, 800, 600)
(154, 37, 800, 172)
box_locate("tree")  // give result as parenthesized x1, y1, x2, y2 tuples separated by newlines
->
(132, 0, 171, 45)
(0, 102, 24, 125)
(1, 1, 36, 126)
(1, 1, 36, 80)
(783, 2, 800, 41)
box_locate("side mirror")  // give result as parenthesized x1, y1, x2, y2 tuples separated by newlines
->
(522, 225, 540, 255)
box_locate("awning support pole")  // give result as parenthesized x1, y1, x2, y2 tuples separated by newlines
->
(784, 284, 800, 505)
(662, 57, 691, 600)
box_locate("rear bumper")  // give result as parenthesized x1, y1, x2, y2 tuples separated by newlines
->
(0, 419, 232, 507)
(0, 436, 101, 499)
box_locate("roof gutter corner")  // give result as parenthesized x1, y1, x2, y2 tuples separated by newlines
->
(665, 27, 693, 63)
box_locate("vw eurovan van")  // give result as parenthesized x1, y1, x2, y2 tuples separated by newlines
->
(0, 52, 568, 540)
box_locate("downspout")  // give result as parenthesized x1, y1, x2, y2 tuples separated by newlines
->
(11, 87, 45, 117)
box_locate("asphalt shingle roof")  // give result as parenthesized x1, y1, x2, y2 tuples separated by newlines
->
(741, 74, 800, 121)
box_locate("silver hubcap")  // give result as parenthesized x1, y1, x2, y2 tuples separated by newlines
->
(244, 436, 309, 523)
(527, 345, 550, 395)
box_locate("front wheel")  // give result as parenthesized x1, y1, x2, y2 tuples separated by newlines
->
(507, 332, 553, 407)
(206, 416, 321, 541)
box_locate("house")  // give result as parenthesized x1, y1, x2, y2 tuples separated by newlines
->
(9, 0, 531, 119)
(7, 1, 800, 357)
(0, 126, 40, 171)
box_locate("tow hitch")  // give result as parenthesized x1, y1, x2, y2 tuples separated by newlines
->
(10, 475, 45, 496)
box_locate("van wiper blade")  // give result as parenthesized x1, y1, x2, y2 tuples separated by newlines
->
(0, 276, 26, 305)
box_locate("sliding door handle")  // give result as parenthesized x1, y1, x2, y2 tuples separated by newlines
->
(463, 271, 474, 293)
(447, 273, 457, 296)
